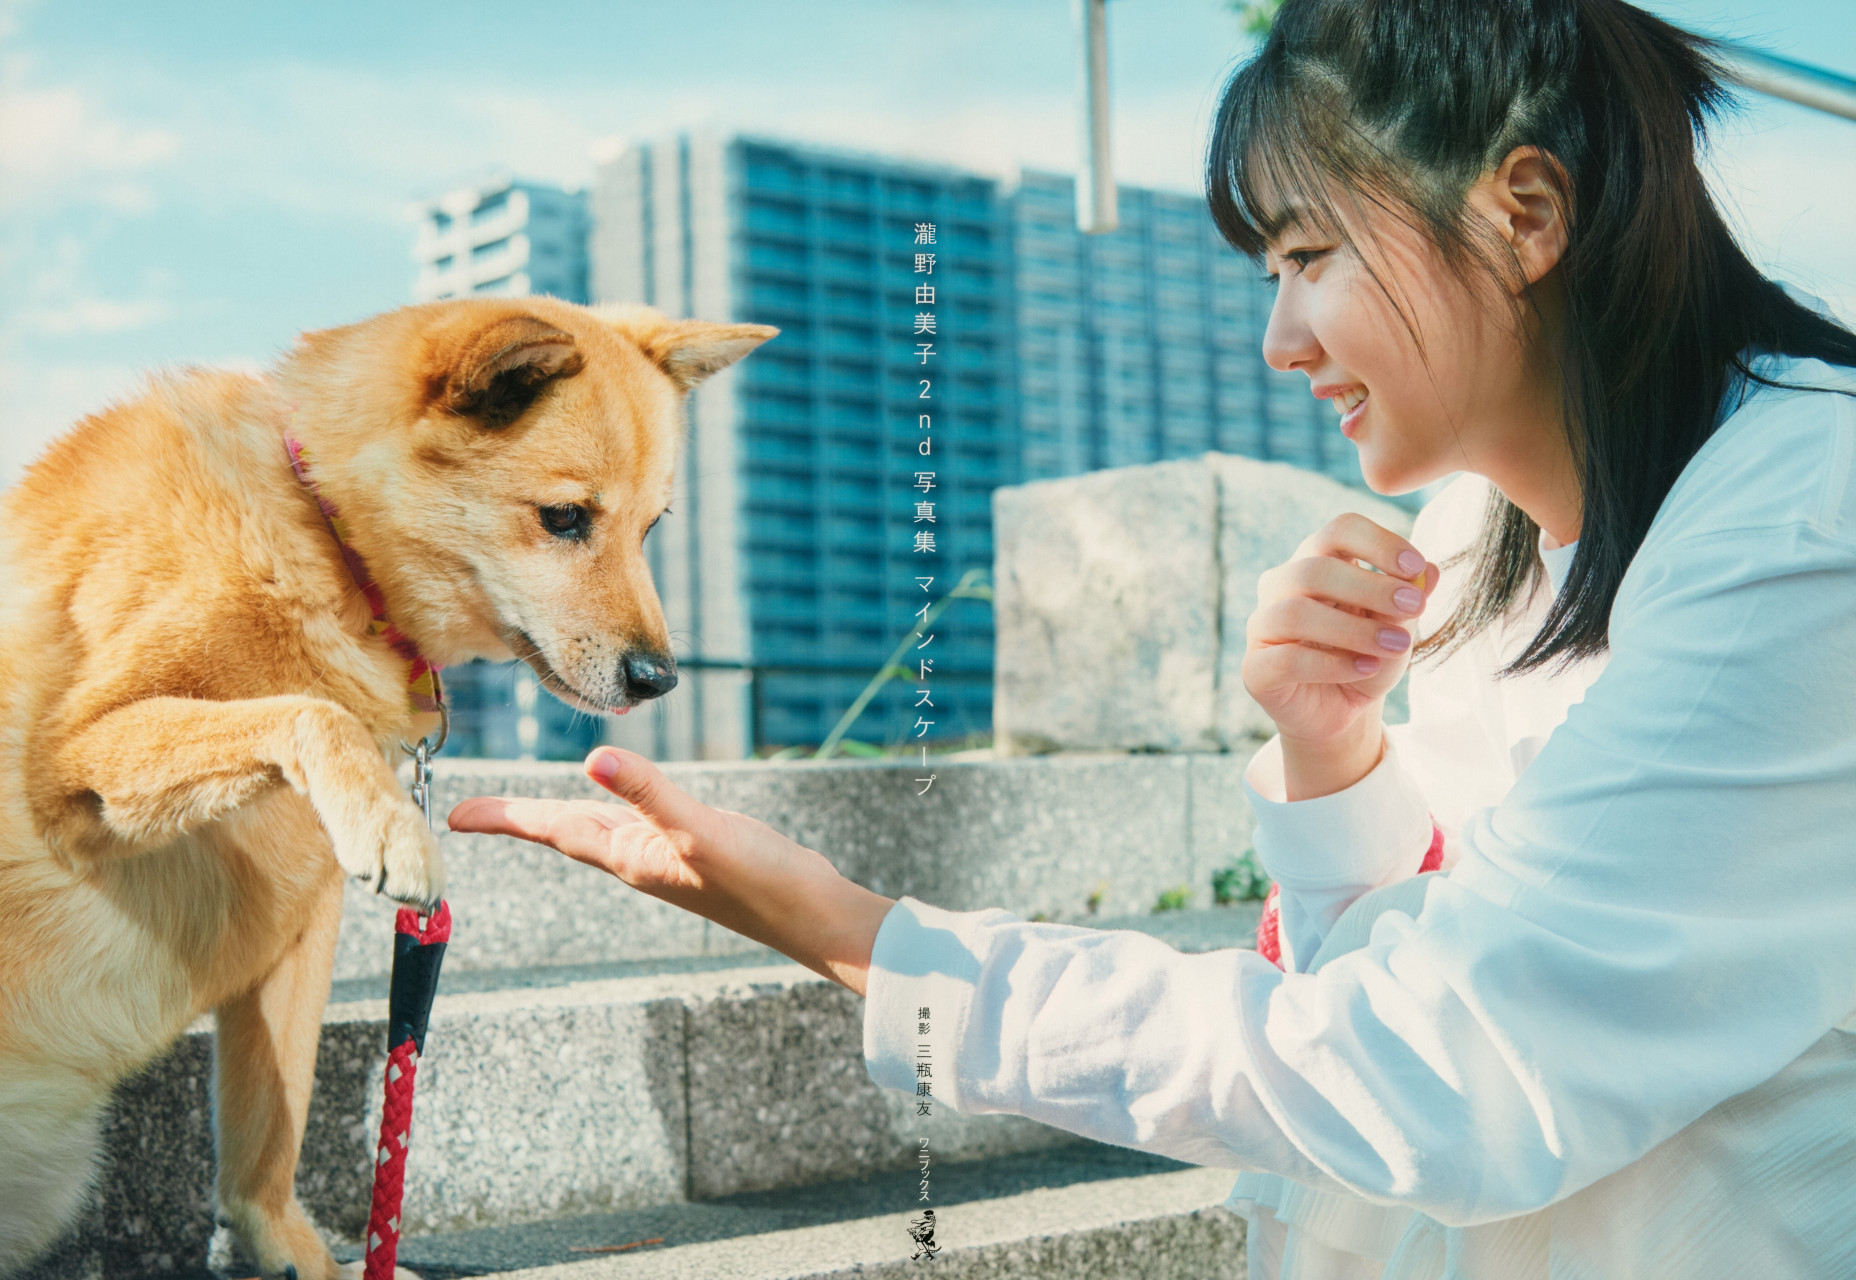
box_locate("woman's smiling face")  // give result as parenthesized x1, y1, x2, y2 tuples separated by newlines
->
(1255, 160, 1574, 536)
(1260, 197, 1521, 497)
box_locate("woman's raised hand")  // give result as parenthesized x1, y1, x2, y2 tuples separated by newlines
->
(1241, 511, 1440, 752)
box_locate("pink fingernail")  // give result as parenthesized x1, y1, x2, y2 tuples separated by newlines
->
(1398, 550, 1424, 575)
(1354, 655, 1380, 673)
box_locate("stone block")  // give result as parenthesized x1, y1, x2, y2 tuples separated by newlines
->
(991, 452, 1414, 754)
(29, 962, 1094, 1274)
(671, 753, 1202, 924)
(480, 1165, 1247, 1280)
(21, 976, 692, 1277)
(11, 1037, 216, 1280)
(309, 983, 692, 1237)
(992, 459, 1222, 755)
(333, 758, 723, 984)
(681, 973, 1066, 1201)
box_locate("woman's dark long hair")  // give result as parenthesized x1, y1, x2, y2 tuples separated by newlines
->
(1207, 0, 1856, 676)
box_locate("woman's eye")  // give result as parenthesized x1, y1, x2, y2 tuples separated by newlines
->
(1269, 244, 1328, 283)
(539, 504, 587, 539)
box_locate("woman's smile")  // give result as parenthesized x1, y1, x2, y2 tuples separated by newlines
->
(1315, 383, 1370, 438)
(1339, 389, 1368, 437)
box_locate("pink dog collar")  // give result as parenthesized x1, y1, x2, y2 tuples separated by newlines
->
(284, 436, 446, 727)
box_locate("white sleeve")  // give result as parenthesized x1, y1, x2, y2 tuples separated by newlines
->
(1241, 731, 1435, 970)
(866, 521, 1856, 1226)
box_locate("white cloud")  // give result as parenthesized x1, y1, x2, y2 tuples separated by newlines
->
(27, 295, 170, 335)
(1, 232, 171, 338)
(0, 57, 177, 208)
(0, 0, 32, 43)
(76, 34, 1219, 227)
(0, 232, 177, 464)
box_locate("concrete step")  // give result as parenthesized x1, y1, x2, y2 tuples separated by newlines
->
(23, 906, 1262, 1280)
(334, 752, 1265, 981)
(264, 1145, 1246, 1279)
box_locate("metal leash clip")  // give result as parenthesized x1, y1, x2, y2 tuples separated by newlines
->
(400, 668, 449, 833)
(409, 738, 435, 830)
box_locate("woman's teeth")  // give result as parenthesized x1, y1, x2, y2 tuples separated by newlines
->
(1333, 388, 1367, 415)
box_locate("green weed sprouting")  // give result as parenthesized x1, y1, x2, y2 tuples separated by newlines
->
(1213, 848, 1272, 905)
(1153, 884, 1195, 913)
(810, 567, 993, 762)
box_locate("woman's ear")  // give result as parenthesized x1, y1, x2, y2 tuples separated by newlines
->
(1469, 146, 1570, 292)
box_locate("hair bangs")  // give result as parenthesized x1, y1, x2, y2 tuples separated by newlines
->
(1209, 44, 1427, 264)
(1208, 50, 1342, 258)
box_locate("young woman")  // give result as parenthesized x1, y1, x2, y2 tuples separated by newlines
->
(450, 0, 1856, 1274)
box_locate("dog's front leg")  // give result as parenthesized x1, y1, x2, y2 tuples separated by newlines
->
(214, 872, 424, 1280)
(40, 694, 442, 906)
(213, 867, 344, 1280)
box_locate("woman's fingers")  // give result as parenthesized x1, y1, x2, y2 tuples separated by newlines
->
(584, 746, 717, 843)
(447, 795, 629, 860)
(1261, 548, 1438, 624)
(1294, 510, 1429, 584)
(1244, 636, 1384, 692)
(447, 751, 894, 994)
(1249, 592, 1413, 659)
(448, 750, 729, 887)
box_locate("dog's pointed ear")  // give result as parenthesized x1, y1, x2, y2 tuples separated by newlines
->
(599, 306, 778, 390)
(430, 314, 586, 429)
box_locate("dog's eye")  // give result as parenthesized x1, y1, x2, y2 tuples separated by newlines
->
(539, 504, 587, 539)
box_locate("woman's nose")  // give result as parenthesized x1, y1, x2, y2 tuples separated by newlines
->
(1260, 282, 1319, 374)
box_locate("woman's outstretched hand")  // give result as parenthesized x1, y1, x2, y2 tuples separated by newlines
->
(446, 746, 897, 996)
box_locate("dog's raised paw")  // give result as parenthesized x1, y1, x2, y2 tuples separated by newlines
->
(372, 799, 446, 909)
(324, 790, 445, 911)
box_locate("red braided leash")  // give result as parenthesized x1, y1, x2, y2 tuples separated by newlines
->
(364, 902, 451, 1279)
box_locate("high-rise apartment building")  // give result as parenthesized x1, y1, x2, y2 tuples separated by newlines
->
(591, 135, 1008, 763)
(1009, 170, 1363, 487)
(586, 132, 1397, 762)
(411, 176, 590, 305)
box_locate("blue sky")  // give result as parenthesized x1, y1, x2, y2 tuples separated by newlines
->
(2, 0, 1851, 483)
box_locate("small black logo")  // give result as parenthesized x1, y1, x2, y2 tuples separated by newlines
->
(907, 1208, 939, 1260)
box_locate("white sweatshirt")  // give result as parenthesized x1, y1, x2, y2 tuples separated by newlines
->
(863, 352, 1856, 1278)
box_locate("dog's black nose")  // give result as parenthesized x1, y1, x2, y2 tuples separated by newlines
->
(622, 652, 678, 701)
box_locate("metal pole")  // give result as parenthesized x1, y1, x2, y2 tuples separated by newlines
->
(1716, 44, 1856, 123)
(1076, 0, 1118, 233)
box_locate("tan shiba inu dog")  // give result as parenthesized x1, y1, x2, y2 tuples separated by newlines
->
(0, 298, 775, 1279)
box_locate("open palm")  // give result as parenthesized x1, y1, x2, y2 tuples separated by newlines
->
(447, 749, 849, 953)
